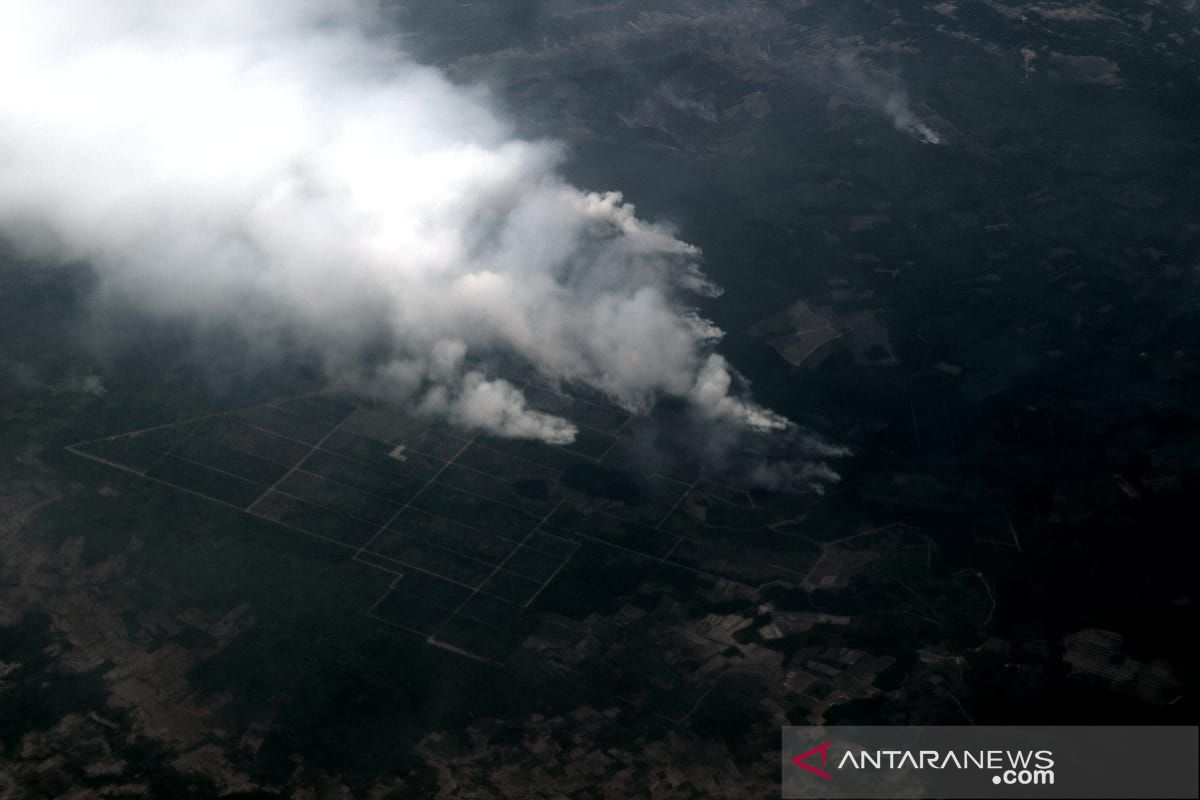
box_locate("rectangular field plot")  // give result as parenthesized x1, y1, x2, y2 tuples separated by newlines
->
(394, 569, 474, 608)
(72, 421, 203, 474)
(234, 404, 336, 445)
(596, 473, 691, 527)
(69, 392, 728, 666)
(434, 463, 559, 516)
(146, 454, 265, 508)
(371, 592, 450, 636)
(525, 529, 580, 560)
(431, 603, 529, 663)
(470, 434, 592, 473)
(299, 449, 428, 506)
(550, 505, 679, 559)
(410, 484, 542, 539)
(366, 507, 576, 604)
(477, 568, 542, 605)
(365, 528, 497, 587)
(454, 441, 559, 482)
(368, 569, 515, 643)
(275, 469, 400, 527)
(320, 429, 443, 481)
(372, 507, 521, 566)
(454, 593, 521, 627)
(170, 436, 290, 486)
(339, 407, 468, 460)
(271, 394, 356, 427)
(501, 543, 569, 583)
(250, 491, 376, 548)
(197, 417, 313, 467)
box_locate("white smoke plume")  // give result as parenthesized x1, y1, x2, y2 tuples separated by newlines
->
(829, 53, 943, 145)
(0, 0, 793, 450)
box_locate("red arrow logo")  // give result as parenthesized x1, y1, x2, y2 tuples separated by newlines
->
(791, 741, 832, 781)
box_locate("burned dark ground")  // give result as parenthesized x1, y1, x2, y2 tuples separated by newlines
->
(2, 1, 1199, 797)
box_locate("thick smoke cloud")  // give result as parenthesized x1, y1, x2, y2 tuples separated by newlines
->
(0, 0, 836, 485)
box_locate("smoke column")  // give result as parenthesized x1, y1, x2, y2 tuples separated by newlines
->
(0, 0, 840, 486)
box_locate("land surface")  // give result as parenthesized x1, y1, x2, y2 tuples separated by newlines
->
(2, 1, 1199, 797)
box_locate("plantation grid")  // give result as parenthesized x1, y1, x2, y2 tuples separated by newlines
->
(66, 385, 771, 664)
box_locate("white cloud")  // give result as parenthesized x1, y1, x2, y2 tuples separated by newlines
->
(0, 0, 802, 454)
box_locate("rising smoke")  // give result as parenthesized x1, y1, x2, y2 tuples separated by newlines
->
(0, 0, 842, 487)
(828, 53, 943, 145)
